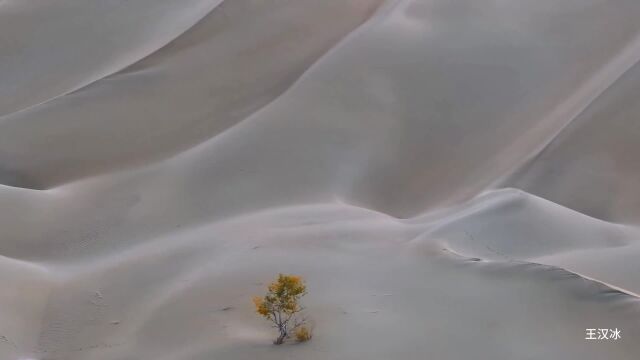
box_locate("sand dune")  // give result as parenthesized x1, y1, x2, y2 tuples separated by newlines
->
(0, 0, 225, 116)
(503, 59, 640, 223)
(1, 0, 640, 359)
(0, 0, 383, 188)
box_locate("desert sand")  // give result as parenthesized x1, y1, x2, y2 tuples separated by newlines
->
(1, 0, 640, 359)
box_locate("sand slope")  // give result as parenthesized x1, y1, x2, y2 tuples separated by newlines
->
(0, 0, 383, 188)
(503, 59, 640, 224)
(1, 0, 640, 359)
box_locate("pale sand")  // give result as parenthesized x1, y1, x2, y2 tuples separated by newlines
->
(1, 0, 640, 359)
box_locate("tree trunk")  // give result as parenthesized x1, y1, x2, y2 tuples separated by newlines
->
(274, 331, 287, 345)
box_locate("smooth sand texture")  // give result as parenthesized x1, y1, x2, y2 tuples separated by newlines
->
(1, 0, 640, 359)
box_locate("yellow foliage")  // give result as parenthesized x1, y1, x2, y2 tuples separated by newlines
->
(253, 274, 307, 320)
(253, 296, 270, 316)
(253, 274, 310, 344)
(295, 326, 312, 342)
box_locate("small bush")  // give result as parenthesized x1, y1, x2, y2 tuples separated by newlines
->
(294, 325, 312, 342)
(253, 274, 309, 345)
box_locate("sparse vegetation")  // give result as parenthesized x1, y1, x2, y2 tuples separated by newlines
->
(294, 325, 312, 342)
(253, 274, 309, 345)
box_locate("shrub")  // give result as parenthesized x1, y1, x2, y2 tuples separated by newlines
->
(253, 274, 309, 344)
(294, 325, 312, 342)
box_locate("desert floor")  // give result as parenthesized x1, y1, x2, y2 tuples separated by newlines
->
(1, 0, 640, 359)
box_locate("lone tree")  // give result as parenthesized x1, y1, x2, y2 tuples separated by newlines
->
(253, 274, 310, 344)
